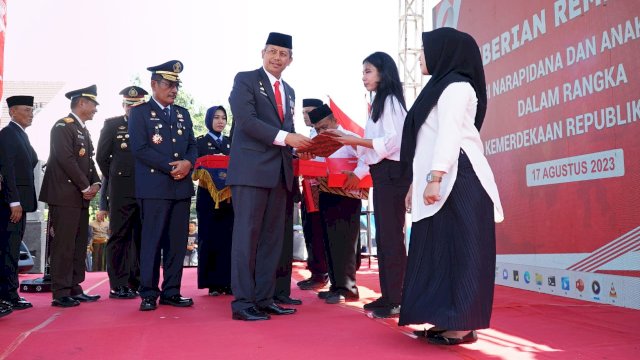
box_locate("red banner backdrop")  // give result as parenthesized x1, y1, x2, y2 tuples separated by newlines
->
(433, 0, 640, 309)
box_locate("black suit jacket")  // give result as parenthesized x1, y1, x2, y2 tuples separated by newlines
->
(39, 114, 100, 208)
(196, 133, 231, 157)
(227, 68, 296, 191)
(128, 101, 197, 200)
(96, 115, 135, 199)
(0, 122, 38, 212)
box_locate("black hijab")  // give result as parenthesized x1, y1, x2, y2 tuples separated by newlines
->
(204, 105, 227, 135)
(400, 27, 487, 164)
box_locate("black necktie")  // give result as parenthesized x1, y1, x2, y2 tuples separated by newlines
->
(163, 107, 170, 118)
(216, 138, 222, 147)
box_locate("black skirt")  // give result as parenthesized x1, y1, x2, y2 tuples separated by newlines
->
(399, 151, 496, 330)
(196, 187, 234, 289)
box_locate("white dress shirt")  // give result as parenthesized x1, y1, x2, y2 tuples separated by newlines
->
(355, 95, 406, 179)
(411, 82, 503, 223)
(262, 67, 289, 146)
(8, 121, 27, 207)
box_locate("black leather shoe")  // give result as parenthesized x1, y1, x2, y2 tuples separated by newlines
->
(159, 295, 194, 307)
(208, 288, 222, 296)
(317, 291, 335, 300)
(371, 304, 401, 318)
(72, 293, 101, 302)
(273, 295, 302, 305)
(298, 278, 329, 290)
(0, 304, 13, 318)
(232, 306, 270, 321)
(52, 296, 80, 308)
(428, 331, 478, 345)
(363, 297, 389, 311)
(7, 297, 33, 310)
(259, 303, 296, 315)
(139, 297, 157, 311)
(110, 286, 138, 299)
(326, 292, 359, 304)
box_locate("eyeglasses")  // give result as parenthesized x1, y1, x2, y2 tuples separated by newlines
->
(158, 80, 180, 90)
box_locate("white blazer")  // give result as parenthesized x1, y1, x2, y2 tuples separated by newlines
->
(411, 82, 504, 223)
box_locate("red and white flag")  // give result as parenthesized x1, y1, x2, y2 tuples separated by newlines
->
(328, 97, 364, 137)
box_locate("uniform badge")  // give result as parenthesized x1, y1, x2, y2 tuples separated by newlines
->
(128, 88, 139, 97)
(151, 110, 157, 118)
(152, 134, 163, 144)
(117, 135, 123, 139)
(121, 143, 128, 149)
(177, 112, 184, 119)
(173, 61, 183, 73)
(118, 126, 126, 130)
(207, 142, 212, 146)
(79, 148, 86, 157)
(63, 117, 74, 124)
(125, 134, 129, 138)
(177, 130, 183, 135)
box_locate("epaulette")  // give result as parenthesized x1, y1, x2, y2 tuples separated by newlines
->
(63, 117, 74, 124)
(173, 104, 188, 111)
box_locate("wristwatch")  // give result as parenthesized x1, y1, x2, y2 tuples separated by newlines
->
(426, 173, 442, 183)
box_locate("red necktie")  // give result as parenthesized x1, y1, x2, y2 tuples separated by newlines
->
(274, 80, 284, 123)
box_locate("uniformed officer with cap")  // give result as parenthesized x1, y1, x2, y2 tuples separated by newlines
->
(128, 60, 197, 311)
(40, 85, 102, 308)
(0, 95, 38, 312)
(96, 86, 148, 299)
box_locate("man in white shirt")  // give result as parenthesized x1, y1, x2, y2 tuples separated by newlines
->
(306, 105, 368, 304)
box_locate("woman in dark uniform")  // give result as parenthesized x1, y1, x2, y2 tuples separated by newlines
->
(195, 105, 234, 296)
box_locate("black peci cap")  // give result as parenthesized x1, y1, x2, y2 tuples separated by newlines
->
(308, 104, 333, 124)
(302, 98, 323, 108)
(266, 32, 292, 49)
(6, 95, 34, 108)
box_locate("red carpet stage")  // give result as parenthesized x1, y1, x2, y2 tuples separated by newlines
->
(1, 261, 639, 359)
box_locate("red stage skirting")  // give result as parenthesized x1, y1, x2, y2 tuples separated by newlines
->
(1, 260, 639, 359)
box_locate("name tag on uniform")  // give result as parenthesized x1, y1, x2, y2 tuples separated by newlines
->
(77, 135, 85, 140)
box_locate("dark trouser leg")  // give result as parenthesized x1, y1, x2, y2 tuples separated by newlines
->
(370, 161, 410, 305)
(301, 201, 328, 280)
(320, 193, 361, 297)
(274, 189, 294, 297)
(49, 206, 87, 299)
(230, 183, 286, 312)
(159, 199, 190, 298)
(0, 205, 25, 301)
(106, 197, 140, 289)
(138, 199, 164, 298)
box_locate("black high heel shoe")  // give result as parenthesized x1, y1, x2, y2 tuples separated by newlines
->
(427, 330, 478, 345)
(413, 326, 446, 338)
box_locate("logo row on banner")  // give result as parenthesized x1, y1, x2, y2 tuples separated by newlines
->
(495, 262, 640, 310)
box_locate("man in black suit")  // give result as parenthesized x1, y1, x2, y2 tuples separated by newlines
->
(227, 32, 312, 321)
(96, 86, 147, 299)
(128, 60, 197, 311)
(0, 96, 38, 311)
(39, 85, 102, 308)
